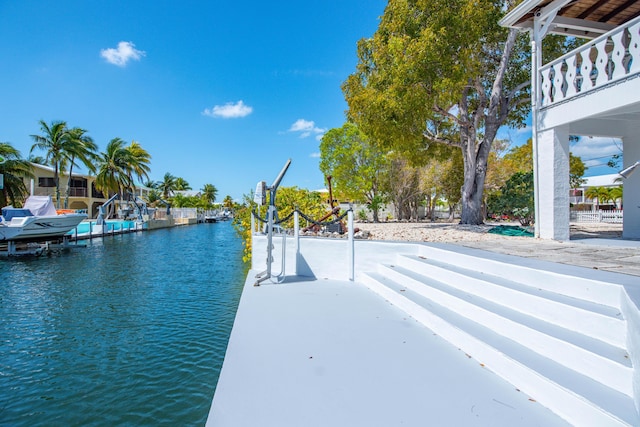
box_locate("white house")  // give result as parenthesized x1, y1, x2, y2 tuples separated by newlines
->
(501, 0, 640, 240)
(571, 173, 621, 206)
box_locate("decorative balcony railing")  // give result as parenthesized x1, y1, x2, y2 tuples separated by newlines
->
(33, 187, 89, 197)
(539, 15, 640, 107)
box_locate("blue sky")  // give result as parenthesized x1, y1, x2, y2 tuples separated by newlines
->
(0, 0, 387, 200)
(1, 1, 621, 203)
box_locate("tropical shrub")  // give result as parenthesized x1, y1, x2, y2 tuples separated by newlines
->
(487, 171, 534, 226)
(232, 186, 329, 262)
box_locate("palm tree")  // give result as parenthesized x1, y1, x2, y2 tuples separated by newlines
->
(584, 186, 611, 210)
(201, 183, 218, 206)
(609, 186, 623, 209)
(159, 172, 177, 199)
(223, 194, 234, 210)
(174, 177, 191, 191)
(30, 120, 68, 208)
(94, 138, 153, 201)
(27, 154, 47, 165)
(0, 142, 34, 207)
(126, 141, 152, 189)
(63, 127, 98, 208)
(94, 138, 134, 198)
(143, 180, 158, 189)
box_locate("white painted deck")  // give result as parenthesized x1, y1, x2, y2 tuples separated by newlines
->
(207, 234, 640, 426)
(207, 274, 569, 427)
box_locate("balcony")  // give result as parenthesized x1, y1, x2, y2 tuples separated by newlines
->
(33, 187, 89, 198)
(539, 15, 640, 108)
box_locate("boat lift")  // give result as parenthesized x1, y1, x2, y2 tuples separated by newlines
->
(254, 158, 291, 286)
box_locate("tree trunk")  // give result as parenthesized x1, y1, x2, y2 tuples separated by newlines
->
(54, 165, 60, 209)
(65, 156, 75, 209)
(457, 29, 518, 225)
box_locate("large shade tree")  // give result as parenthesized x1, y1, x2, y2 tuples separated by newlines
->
(0, 142, 34, 207)
(343, 0, 574, 224)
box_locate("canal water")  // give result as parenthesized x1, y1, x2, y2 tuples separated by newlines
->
(0, 221, 246, 426)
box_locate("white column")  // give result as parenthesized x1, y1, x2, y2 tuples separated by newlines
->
(348, 210, 354, 281)
(622, 134, 640, 238)
(536, 126, 571, 240)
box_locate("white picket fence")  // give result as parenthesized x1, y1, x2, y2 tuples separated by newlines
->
(155, 207, 201, 220)
(570, 210, 623, 223)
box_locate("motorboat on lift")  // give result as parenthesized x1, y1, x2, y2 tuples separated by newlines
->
(0, 196, 87, 242)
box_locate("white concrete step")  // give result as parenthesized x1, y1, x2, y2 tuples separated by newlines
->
(397, 254, 627, 348)
(417, 245, 624, 308)
(375, 263, 632, 396)
(361, 261, 638, 426)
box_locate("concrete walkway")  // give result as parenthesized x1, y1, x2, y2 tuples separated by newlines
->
(459, 237, 640, 276)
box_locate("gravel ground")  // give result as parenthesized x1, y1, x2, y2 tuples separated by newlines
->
(353, 221, 623, 243)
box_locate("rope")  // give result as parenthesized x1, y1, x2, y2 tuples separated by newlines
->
(251, 208, 352, 227)
(296, 209, 350, 227)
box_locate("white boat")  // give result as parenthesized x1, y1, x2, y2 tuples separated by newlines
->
(0, 196, 87, 242)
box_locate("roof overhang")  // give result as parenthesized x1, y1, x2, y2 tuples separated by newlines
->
(500, 0, 640, 39)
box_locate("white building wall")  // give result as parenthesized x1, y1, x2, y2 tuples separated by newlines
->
(622, 135, 640, 239)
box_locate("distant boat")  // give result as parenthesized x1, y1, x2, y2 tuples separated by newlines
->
(0, 196, 87, 242)
(204, 210, 232, 223)
(204, 215, 218, 223)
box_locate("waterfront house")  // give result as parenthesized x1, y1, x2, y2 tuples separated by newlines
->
(501, 0, 640, 240)
(25, 163, 108, 218)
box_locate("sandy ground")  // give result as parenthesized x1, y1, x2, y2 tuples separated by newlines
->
(353, 220, 623, 243)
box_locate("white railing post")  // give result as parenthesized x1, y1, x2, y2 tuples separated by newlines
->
(348, 210, 354, 281)
(294, 211, 300, 276)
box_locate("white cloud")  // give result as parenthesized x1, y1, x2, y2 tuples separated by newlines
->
(310, 152, 321, 158)
(570, 136, 622, 165)
(288, 119, 326, 139)
(100, 41, 145, 67)
(202, 100, 253, 119)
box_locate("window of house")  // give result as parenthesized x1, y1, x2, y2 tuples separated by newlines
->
(38, 177, 56, 187)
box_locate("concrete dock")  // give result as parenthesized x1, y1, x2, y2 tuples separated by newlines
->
(207, 234, 640, 426)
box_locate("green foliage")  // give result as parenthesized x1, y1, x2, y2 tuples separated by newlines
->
(63, 127, 99, 208)
(201, 183, 218, 205)
(319, 122, 389, 221)
(569, 153, 587, 189)
(0, 142, 34, 207)
(487, 171, 534, 225)
(158, 172, 177, 199)
(584, 186, 618, 208)
(174, 177, 191, 191)
(222, 195, 235, 210)
(343, 0, 581, 225)
(232, 193, 256, 263)
(30, 120, 69, 208)
(232, 186, 328, 262)
(94, 138, 152, 197)
(366, 194, 386, 219)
